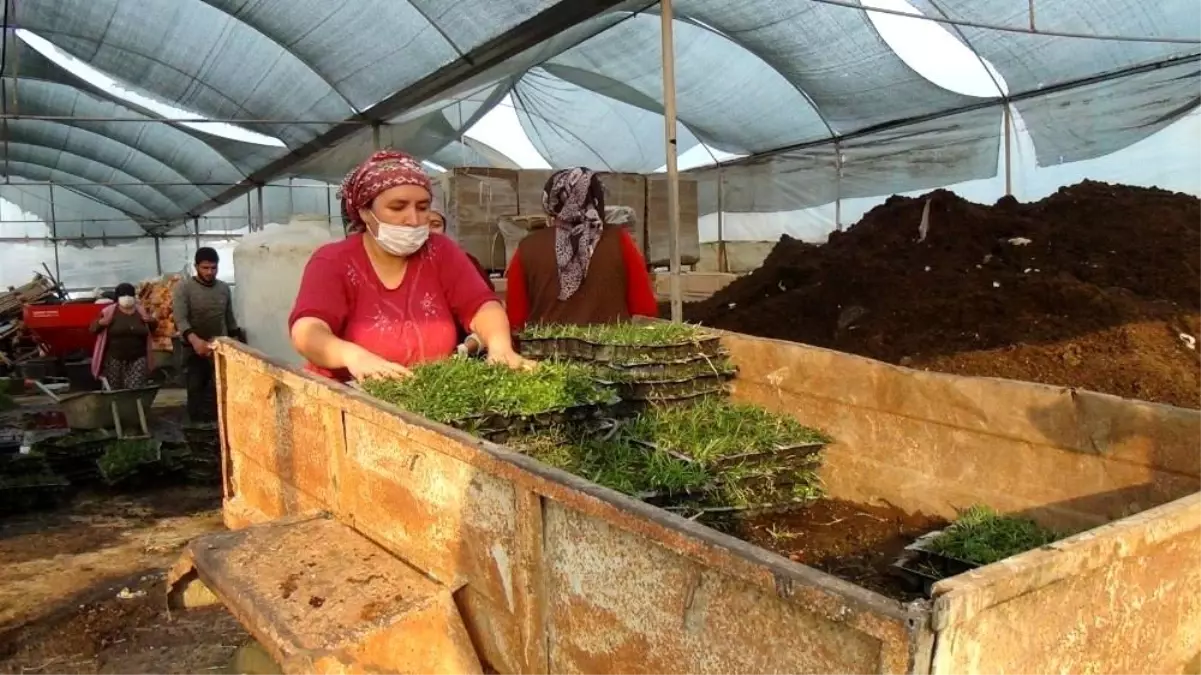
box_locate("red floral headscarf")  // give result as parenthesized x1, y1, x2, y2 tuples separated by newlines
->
(338, 150, 432, 233)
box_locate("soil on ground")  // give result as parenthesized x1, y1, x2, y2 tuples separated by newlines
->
(679, 181, 1201, 408)
(723, 498, 947, 602)
(0, 486, 248, 674)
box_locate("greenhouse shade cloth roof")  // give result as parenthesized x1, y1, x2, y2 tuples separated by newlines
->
(2, 0, 650, 231)
(2, 0, 1198, 233)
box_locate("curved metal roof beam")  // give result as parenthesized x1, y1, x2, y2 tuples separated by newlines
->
(6, 118, 213, 200)
(3, 75, 250, 181)
(6, 141, 182, 215)
(190, 0, 357, 112)
(2, 175, 137, 222)
(3, 160, 157, 220)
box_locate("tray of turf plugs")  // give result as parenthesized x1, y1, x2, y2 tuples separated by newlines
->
(31, 429, 114, 484)
(0, 454, 72, 515)
(97, 438, 188, 488)
(518, 323, 725, 364)
(506, 397, 829, 519)
(361, 357, 619, 439)
(890, 505, 1063, 596)
(593, 356, 738, 402)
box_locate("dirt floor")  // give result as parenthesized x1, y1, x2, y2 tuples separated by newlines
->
(1, 388, 248, 674)
(680, 181, 1201, 408)
(0, 485, 247, 674)
(722, 498, 948, 602)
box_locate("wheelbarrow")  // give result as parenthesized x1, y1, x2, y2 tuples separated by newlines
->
(33, 380, 159, 439)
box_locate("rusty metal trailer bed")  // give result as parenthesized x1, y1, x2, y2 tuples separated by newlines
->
(169, 335, 1200, 674)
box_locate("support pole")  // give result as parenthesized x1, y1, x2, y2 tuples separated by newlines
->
(154, 236, 163, 275)
(372, 122, 382, 151)
(834, 140, 844, 231)
(715, 167, 728, 273)
(47, 183, 61, 281)
(193, 216, 201, 251)
(1003, 104, 1013, 196)
(256, 184, 265, 231)
(660, 0, 682, 323)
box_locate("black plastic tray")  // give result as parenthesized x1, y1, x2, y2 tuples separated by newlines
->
(600, 354, 734, 381)
(519, 335, 725, 364)
(0, 481, 73, 515)
(453, 399, 619, 438)
(598, 372, 734, 402)
(888, 530, 982, 596)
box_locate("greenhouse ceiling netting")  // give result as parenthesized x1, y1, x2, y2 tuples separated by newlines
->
(0, 0, 1198, 234)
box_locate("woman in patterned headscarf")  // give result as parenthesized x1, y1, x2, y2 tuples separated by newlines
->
(289, 150, 529, 382)
(504, 167, 657, 330)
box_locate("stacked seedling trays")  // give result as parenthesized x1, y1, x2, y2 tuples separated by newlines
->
(182, 422, 222, 483)
(518, 323, 735, 406)
(0, 452, 71, 516)
(506, 397, 830, 522)
(97, 438, 188, 489)
(624, 398, 828, 518)
(31, 429, 112, 485)
(361, 358, 618, 443)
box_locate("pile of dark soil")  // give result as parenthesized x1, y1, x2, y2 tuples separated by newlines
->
(682, 181, 1200, 408)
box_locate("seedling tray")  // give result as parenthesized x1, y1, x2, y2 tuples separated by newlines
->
(0, 480, 73, 515)
(889, 530, 982, 596)
(519, 335, 725, 364)
(454, 400, 618, 439)
(634, 439, 826, 470)
(600, 354, 734, 381)
(597, 372, 734, 402)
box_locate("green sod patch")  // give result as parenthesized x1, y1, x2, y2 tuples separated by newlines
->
(927, 505, 1062, 566)
(361, 357, 615, 424)
(520, 321, 710, 346)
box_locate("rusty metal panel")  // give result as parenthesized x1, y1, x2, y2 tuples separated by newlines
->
(541, 502, 914, 674)
(931, 494, 1201, 674)
(220, 353, 341, 522)
(718, 330, 1201, 530)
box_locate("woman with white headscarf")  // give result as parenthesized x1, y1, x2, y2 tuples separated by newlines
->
(504, 167, 657, 330)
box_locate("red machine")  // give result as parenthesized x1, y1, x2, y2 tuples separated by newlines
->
(23, 302, 105, 357)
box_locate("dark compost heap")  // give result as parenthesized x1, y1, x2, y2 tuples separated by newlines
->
(681, 181, 1200, 408)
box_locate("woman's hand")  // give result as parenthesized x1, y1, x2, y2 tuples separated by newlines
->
(344, 344, 412, 381)
(487, 347, 536, 371)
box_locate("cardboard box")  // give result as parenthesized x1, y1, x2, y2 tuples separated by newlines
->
(434, 168, 518, 270)
(645, 175, 700, 267)
(516, 169, 554, 215)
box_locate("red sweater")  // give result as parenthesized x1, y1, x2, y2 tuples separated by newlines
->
(505, 228, 658, 330)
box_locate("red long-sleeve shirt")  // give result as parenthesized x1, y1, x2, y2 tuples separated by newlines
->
(505, 228, 658, 331)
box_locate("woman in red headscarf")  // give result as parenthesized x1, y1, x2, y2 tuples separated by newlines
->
(288, 151, 529, 382)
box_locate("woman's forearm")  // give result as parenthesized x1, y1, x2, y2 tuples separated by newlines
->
(290, 317, 362, 368)
(470, 301, 516, 354)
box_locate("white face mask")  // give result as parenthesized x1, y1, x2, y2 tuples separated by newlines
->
(117, 296, 135, 309)
(371, 219, 429, 257)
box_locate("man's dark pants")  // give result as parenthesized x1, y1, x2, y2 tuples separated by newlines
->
(185, 353, 218, 424)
